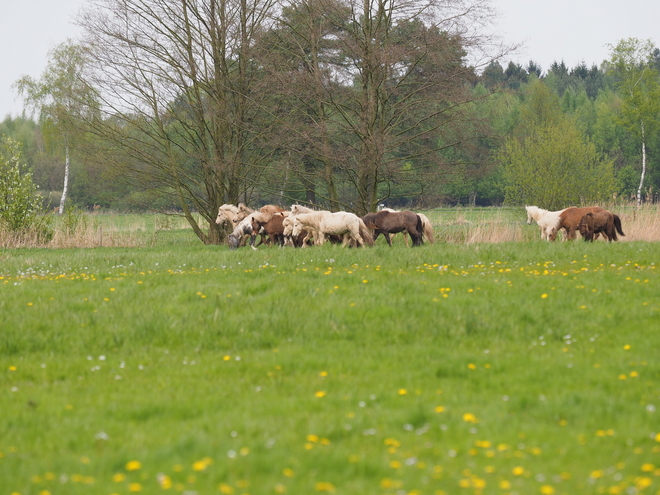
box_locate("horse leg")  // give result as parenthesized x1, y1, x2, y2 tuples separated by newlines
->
(383, 232, 393, 246)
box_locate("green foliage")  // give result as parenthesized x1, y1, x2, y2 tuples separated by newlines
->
(500, 119, 616, 209)
(0, 137, 52, 239)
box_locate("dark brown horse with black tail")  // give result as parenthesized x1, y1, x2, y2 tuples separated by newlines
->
(579, 211, 625, 242)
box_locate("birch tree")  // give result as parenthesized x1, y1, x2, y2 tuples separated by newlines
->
(15, 41, 95, 215)
(608, 38, 660, 206)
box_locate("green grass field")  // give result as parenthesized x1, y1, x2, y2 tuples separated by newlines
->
(1, 229, 660, 494)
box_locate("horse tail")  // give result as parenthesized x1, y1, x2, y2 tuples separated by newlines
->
(419, 214, 435, 243)
(358, 219, 374, 247)
(413, 215, 424, 246)
(613, 214, 625, 236)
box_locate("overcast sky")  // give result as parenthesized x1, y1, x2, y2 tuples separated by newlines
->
(1, 0, 659, 118)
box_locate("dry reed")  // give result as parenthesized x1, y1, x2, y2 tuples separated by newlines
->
(2, 207, 659, 248)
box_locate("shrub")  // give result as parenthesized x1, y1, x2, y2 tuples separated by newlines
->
(0, 137, 54, 243)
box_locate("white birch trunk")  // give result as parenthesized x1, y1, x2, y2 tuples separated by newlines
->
(58, 144, 70, 215)
(637, 121, 646, 207)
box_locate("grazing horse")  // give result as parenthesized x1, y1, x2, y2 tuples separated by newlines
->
(525, 206, 564, 241)
(579, 211, 618, 242)
(292, 211, 374, 247)
(556, 206, 607, 240)
(362, 210, 424, 246)
(228, 215, 257, 250)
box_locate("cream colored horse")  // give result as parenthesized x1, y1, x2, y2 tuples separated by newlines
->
(525, 205, 564, 241)
(292, 211, 373, 247)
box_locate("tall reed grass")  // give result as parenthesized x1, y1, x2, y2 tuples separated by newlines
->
(1, 204, 659, 248)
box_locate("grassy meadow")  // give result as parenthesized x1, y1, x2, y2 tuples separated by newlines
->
(1, 208, 660, 495)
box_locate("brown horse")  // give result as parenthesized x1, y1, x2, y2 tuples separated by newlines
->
(555, 206, 624, 241)
(579, 211, 625, 242)
(251, 212, 289, 247)
(362, 210, 424, 246)
(555, 207, 606, 240)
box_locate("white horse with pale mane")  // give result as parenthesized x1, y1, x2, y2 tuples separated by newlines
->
(525, 205, 565, 241)
(292, 211, 374, 247)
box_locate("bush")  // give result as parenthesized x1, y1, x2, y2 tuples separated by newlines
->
(0, 137, 54, 243)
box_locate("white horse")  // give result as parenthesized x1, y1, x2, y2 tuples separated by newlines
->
(290, 204, 317, 216)
(228, 214, 258, 250)
(525, 206, 565, 241)
(292, 211, 373, 247)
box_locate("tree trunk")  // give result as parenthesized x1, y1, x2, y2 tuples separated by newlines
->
(637, 121, 647, 207)
(58, 143, 70, 215)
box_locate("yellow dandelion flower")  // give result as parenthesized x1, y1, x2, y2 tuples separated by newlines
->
(283, 468, 295, 478)
(192, 460, 209, 472)
(499, 480, 511, 489)
(128, 483, 142, 492)
(462, 412, 478, 423)
(398, 388, 408, 395)
(590, 470, 604, 479)
(635, 477, 652, 489)
(314, 481, 336, 492)
(624, 344, 631, 350)
(540, 485, 555, 494)
(641, 463, 655, 472)
(541, 294, 548, 299)
(218, 483, 235, 494)
(512, 466, 525, 476)
(467, 363, 476, 370)
(390, 460, 402, 469)
(126, 460, 142, 471)
(112, 473, 126, 482)
(435, 406, 445, 413)
(315, 390, 326, 398)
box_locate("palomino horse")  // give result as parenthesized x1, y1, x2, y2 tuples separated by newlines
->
(362, 210, 424, 246)
(525, 206, 565, 241)
(216, 204, 240, 227)
(579, 211, 624, 242)
(291, 211, 374, 248)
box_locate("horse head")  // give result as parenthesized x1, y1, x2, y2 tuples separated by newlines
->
(228, 233, 241, 250)
(291, 218, 303, 237)
(282, 216, 294, 236)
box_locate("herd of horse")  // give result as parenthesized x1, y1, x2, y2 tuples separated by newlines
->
(525, 205, 625, 242)
(215, 204, 435, 250)
(215, 203, 625, 249)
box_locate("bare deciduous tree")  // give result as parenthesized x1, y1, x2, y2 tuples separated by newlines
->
(79, 0, 276, 243)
